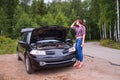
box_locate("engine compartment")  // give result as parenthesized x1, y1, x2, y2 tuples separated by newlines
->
(31, 40, 71, 50)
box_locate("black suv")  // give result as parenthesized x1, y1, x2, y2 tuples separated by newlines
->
(17, 25, 76, 74)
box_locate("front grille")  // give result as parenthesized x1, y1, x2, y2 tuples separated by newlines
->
(45, 54, 74, 63)
(46, 51, 55, 55)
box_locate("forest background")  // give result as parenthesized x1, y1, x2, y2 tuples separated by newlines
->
(0, 0, 120, 54)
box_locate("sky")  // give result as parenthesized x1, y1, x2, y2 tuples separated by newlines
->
(28, 0, 65, 5)
(28, 0, 84, 5)
(44, 0, 53, 3)
(44, 0, 65, 3)
(44, 0, 84, 3)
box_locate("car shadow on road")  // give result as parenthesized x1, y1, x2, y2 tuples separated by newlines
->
(34, 66, 74, 75)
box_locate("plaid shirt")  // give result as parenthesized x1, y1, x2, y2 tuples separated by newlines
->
(72, 25, 86, 37)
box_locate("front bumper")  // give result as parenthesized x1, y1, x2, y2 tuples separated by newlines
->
(29, 54, 76, 69)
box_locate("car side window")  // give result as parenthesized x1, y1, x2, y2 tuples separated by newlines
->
(19, 32, 28, 42)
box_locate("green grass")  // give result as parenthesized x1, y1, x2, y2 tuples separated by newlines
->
(100, 39, 120, 50)
(86, 40, 99, 42)
(0, 36, 18, 54)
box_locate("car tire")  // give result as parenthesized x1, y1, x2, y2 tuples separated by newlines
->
(70, 63, 75, 66)
(25, 55, 34, 74)
(17, 52, 21, 61)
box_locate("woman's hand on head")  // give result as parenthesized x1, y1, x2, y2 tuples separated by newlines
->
(74, 20, 77, 23)
(71, 20, 76, 28)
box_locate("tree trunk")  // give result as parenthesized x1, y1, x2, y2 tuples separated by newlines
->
(109, 25, 112, 39)
(89, 26, 91, 40)
(114, 22, 117, 41)
(103, 23, 107, 39)
(104, 23, 107, 39)
(0, 30, 3, 35)
(99, 26, 102, 39)
(102, 24, 104, 39)
(117, 0, 120, 42)
(0, 30, 1, 35)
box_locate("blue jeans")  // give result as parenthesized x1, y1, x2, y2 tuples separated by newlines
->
(75, 38, 83, 62)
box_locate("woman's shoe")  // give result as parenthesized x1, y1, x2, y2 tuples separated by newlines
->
(74, 62, 80, 67)
(76, 62, 84, 69)
(76, 64, 82, 69)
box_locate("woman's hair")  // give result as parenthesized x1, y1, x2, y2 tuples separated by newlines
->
(74, 19, 85, 27)
(76, 19, 84, 25)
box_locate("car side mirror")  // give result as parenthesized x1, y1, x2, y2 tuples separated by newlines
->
(66, 39, 73, 45)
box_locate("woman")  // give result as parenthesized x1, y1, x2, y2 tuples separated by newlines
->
(70, 19, 86, 69)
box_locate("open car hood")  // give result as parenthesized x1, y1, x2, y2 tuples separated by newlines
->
(31, 25, 68, 43)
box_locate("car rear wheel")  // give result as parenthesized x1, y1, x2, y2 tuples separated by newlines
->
(25, 55, 34, 74)
(17, 52, 21, 61)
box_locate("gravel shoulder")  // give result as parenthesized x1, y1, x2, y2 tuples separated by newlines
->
(0, 54, 120, 80)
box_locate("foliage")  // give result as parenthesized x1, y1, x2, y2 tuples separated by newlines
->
(100, 39, 120, 50)
(0, 7, 7, 35)
(31, 0, 47, 16)
(0, 0, 120, 54)
(0, 0, 119, 41)
(15, 12, 37, 38)
(20, 0, 31, 13)
(97, 0, 116, 39)
(0, 36, 18, 54)
(55, 11, 69, 27)
(0, 0, 19, 38)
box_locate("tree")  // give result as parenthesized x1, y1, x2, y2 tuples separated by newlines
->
(13, 5, 24, 25)
(98, 0, 116, 40)
(0, 0, 19, 37)
(55, 11, 69, 27)
(0, 0, 118, 41)
(15, 12, 37, 38)
(20, 0, 31, 13)
(12, 5, 24, 38)
(31, 0, 47, 16)
(116, 0, 120, 42)
(40, 12, 55, 26)
(0, 7, 7, 35)
(70, 0, 83, 19)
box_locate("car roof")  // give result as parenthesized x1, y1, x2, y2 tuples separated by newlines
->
(21, 28, 34, 33)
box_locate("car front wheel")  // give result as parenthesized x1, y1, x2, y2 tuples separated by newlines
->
(25, 55, 34, 74)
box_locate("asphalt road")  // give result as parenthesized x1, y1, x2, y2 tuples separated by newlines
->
(84, 42, 120, 65)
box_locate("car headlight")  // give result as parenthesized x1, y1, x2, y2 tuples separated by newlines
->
(68, 47, 76, 52)
(30, 50, 46, 55)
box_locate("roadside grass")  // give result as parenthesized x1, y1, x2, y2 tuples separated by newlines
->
(73, 39, 99, 43)
(100, 39, 120, 50)
(0, 36, 18, 54)
(86, 40, 99, 42)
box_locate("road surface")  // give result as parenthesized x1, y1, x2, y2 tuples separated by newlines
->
(84, 42, 120, 65)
